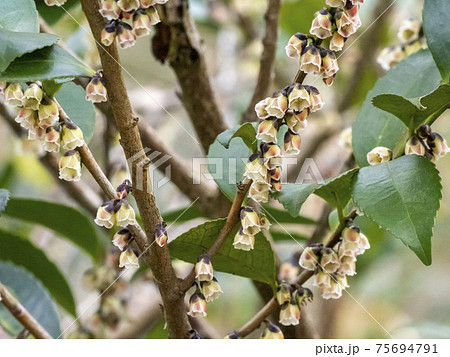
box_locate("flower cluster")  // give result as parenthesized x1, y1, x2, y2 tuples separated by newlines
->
(94, 179, 140, 269)
(299, 225, 370, 299)
(405, 124, 449, 161)
(275, 283, 313, 326)
(0, 82, 85, 181)
(99, 0, 168, 49)
(232, 207, 270, 251)
(187, 254, 224, 318)
(377, 18, 424, 71)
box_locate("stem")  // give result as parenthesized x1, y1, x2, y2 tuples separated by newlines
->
(0, 282, 52, 339)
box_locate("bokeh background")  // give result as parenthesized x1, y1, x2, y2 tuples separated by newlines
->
(0, 0, 449, 338)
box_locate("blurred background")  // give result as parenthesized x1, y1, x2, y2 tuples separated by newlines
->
(0, 0, 449, 338)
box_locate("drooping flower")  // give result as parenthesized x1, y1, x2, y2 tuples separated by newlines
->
(261, 321, 284, 339)
(38, 100, 59, 129)
(43, 126, 61, 153)
(117, 22, 137, 49)
(155, 221, 168, 247)
(59, 150, 82, 182)
(248, 181, 271, 203)
(86, 74, 108, 103)
(330, 32, 345, 52)
(240, 206, 261, 236)
(257, 119, 279, 143)
(15, 108, 37, 131)
(310, 8, 333, 39)
(133, 10, 152, 38)
(320, 275, 343, 299)
(61, 122, 84, 150)
(112, 228, 132, 250)
(99, 0, 121, 19)
(115, 200, 136, 227)
(427, 132, 449, 160)
(288, 84, 311, 112)
(405, 136, 426, 156)
(299, 45, 322, 74)
(4, 83, 24, 107)
(367, 146, 392, 165)
(265, 90, 288, 118)
(299, 245, 321, 271)
(233, 227, 255, 251)
(187, 290, 207, 318)
(276, 282, 292, 305)
(261, 143, 283, 170)
(307, 86, 324, 112)
(397, 18, 421, 44)
(279, 300, 300, 326)
(377, 45, 405, 71)
(146, 6, 161, 25)
(201, 277, 223, 302)
(293, 286, 313, 307)
(119, 247, 140, 269)
(116, 179, 132, 199)
(285, 33, 308, 58)
(22, 83, 43, 111)
(320, 247, 340, 274)
(285, 110, 308, 134)
(283, 130, 301, 156)
(117, 0, 140, 12)
(94, 200, 116, 229)
(195, 254, 214, 282)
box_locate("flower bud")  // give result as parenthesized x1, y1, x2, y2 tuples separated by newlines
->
(320, 247, 340, 274)
(339, 127, 352, 148)
(278, 262, 299, 283)
(330, 32, 345, 52)
(307, 86, 324, 112)
(338, 255, 356, 276)
(276, 283, 292, 305)
(284, 130, 301, 156)
(341, 226, 361, 253)
(335, 6, 361, 38)
(299, 45, 322, 74)
(244, 153, 269, 184)
(310, 8, 332, 39)
(15, 108, 37, 130)
(249, 181, 271, 203)
(257, 119, 279, 143)
(201, 277, 223, 302)
(355, 232, 370, 255)
(101, 22, 117, 46)
(285, 33, 308, 58)
(285, 110, 308, 134)
(326, 0, 346, 7)
(115, 200, 136, 227)
(116, 179, 132, 199)
(112, 228, 132, 250)
(189, 330, 204, 339)
(268, 166, 281, 181)
(233, 227, 255, 251)
(367, 146, 392, 165)
(38, 100, 59, 129)
(187, 290, 207, 318)
(240, 206, 261, 235)
(59, 150, 82, 182)
(99, 0, 121, 19)
(427, 133, 449, 160)
(119, 247, 140, 269)
(320, 276, 343, 299)
(397, 18, 421, 44)
(261, 143, 283, 170)
(95, 200, 116, 228)
(43, 126, 61, 153)
(265, 91, 288, 118)
(86, 75, 108, 103)
(405, 136, 426, 156)
(254, 97, 271, 119)
(377, 46, 405, 71)
(417, 124, 432, 139)
(299, 245, 320, 271)
(61, 122, 84, 150)
(155, 221, 168, 247)
(271, 179, 282, 192)
(279, 300, 300, 326)
(288, 84, 310, 112)
(323, 74, 335, 86)
(22, 83, 43, 111)
(261, 321, 284, 339)
(146, 6, 161, 25)
(321, 49, 339, 77)
(117, 23, 136, 49)
(117, 0, 140, 11)
(313, 269, 331, 288)
(28, 123, 45, 141)
(293, 286, 313, 307)
(133, 11, 152, 38)
(195, 254, 214, 282)
(44, 0, 68, 5)
(4, 83, 23, 106)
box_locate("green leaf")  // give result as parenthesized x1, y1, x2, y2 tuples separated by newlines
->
(0, 189, 9, 216)
(352, 50, 442, 167)
(0, 229, 76, 315)
(0, 45, 95, 83)
(0, 29, 58, 71)
(352, 155, 442, 265)
(372, 84, 450, 131)
(169, 219, 277, 287)
(34, 0, 79, 26)
(207, 137, 253, 201)
(262, 205, 315, 225)
(0, 262, 61, 338)
(42, 79, 63, 98)
(273, 169, 358, 217)
(0, 0, 39, 33)
(270, 230, 308, 242)
(217, 123, 258, 153)
(162, 205, 204, 223)
(423, 0, 450, 83)
(3, 198, 100, 261)
(55, 82, 97, 143)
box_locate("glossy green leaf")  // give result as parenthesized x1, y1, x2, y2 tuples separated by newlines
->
(0, 0, 39, 33)
(34, 0, 79, 25)
(262, 205, 315, 225)
(0, 262, 61, 338)
(273, 169, 358, 217)
(217, 122, 258, 153)
(352, 155, 442, 265)
(0, 189, 9, 216)
(169, 219, 277, 287)
(352, 50, 442, 167)
(55, 82, 97, 143)
(0, 229, 76, 315)
(0, 29, 58, 71)
(372, 84, 450, 132)
(3, 198, 100, 261)
(207, 137, 252, 201)
(270, 230, 308, 242)
(0, 45, 95, 83)
(42, 79, 63, 98)
(162, 205, 204, 223)
(423, 0, 450, 82)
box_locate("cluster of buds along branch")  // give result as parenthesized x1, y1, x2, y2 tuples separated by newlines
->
(98, 0, 168, 49)
(0, 81, 85, 181)
(299, 224, 370, 300)
(377, 18, 425, 71)
(276, 283, 313, 326)
(405, 124, 449, 161)
(188, 254, 224, 318)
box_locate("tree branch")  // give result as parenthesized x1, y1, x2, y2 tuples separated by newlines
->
(78, 0, 192, 338)
(153, 0, 228, 153)
(0, 282, 52, 339)
(242, 0, 282, 123)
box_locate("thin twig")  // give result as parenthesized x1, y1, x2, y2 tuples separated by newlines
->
(0, 282, 52, 339)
